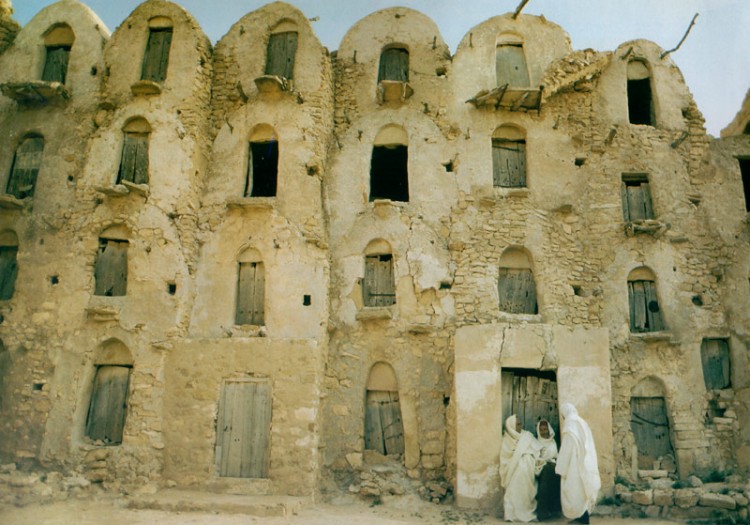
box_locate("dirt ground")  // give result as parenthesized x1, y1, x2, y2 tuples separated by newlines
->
(0, 495, 680, 525)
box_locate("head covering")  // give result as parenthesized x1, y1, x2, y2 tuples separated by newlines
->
(536, 419, 558, 464)
(536, 419, 556, 441)
(505, 414, 520, 441)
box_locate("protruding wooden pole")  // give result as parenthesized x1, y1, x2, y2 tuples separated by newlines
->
(661, 13, 699, 59)
(512, 0, 531, 19)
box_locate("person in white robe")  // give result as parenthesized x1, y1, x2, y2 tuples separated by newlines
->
(555, 403, 601, 524)
(500, 414, 540, 522)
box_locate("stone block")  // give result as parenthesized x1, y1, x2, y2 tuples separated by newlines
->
(346, 453, 363, 469)
(649, 478, 674, 490)
(639, 469, 668, 479)
(674, 488, 699, 508)
(653, 489, 673, 506)
(688, 475, 703, 487)
(645, 505, 661, 518)
(699, 492, 736, 509)
(733, 493, 749, 507)
(632, 489, 653, 506)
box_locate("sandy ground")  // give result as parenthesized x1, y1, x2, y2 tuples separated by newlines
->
(0, 495, 680, 525)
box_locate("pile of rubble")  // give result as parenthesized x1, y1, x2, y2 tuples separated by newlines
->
(0, 463, 98, 507)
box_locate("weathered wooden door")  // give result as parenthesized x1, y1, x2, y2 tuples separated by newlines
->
(85, 365, 131, 445)
(701, 338, 731, 390)
(265, 32, 298, 80)
(118, 133, 149, 185)
(235, 262, 265, 325)
(496, 44, 530, 87)
(628, 280, 664, 332)
(501, 370, 559, 435)
(622, 177, 653, 221)
(42, 46, 70, 84)
(378, 48, 409, 82)
(94, 239, 128, 297)
(498, 268, 537, 314)
(364, 390, 404, 456)
(217, 380, 272, 478)
(492, 140, 526, 187)
(630, 396, 673, 469)
(363, 254, 396, 307)
(7, 136, 44, 199)
(0, 246, 17, 300)
(141, 28, 172, 82)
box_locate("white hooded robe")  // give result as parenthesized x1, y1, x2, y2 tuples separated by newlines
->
(500, 415, 540, 522)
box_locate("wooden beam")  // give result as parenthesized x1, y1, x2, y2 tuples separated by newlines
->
(512, 0, 531, 19)
(661, 13, 699, 59)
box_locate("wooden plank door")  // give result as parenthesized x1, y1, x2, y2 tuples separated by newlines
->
(141, 28, 172, 82)
(85, 365, 130, 444)
(378, 48, 409, 82)
(498, 268, 537, 314)
(118, 133, 149, 185)
(364, 255, 395, 307)
(0, 246, 17, 300)
(364, 390, 404, 455)
(265, 32, 298, 80)
(496, 44, 530, 87)
(94, 239, 128, 297)
(236, 262, 264, 325)
(217, 381, 272, 478)
(8, 136, 44, 199)
(492, 140, 526, 187)
(631, 396, 673, 469)
(502, 371, 559, 436)
(42, 46, 70, 84)
(701, 339, 731, 390)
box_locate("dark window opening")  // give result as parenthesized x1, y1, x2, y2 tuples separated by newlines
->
(739, 158, 750, 212)
(141, 28, 172, 82)
(501, 368, 559, 446)
(707, 399, 726, 420)
(50, 275, 59, 285)
(364, 254, 395, 307)
(378, 47, 409, 83)
(493, 139, 526, 187)
(701, 338, 731, 390)
(117, 133, 149, 185)
(236, 261, 265, 325)
(621, 174, 654, 221)
(7, 136, 44, 200)
(265, 31, 298, 80)
(246, 141, 278, 197)
(575, 157, 586, 167)
(370, 145, 408, 202)
(572, 285, 582, 296)
(498, 268, 537, 314)
(167, 282, 176, 295)
(85, 365, 131, 445)
(628, 279, 664, 332)
(442, 161, 454, 173)
(628, 78, 654, 126)
(94, 238, 128, 297)
(303, 294, 311, 306)
(33, 382, 44, 391)
(496, 44, 530, 88)
(42, 46, 71, 84)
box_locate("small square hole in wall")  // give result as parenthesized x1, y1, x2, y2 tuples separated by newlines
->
(32, 383, 45, 392)
(572, 284, 582, 296)
(575, 157, 586, 167)
(50, 275, 59, 285)
(303, 294, 311, 306)
(167, 282, 176, 295)
(67, 175, 74, 182)
(442, 161, 454, 173)
(439, 281, 452, 290)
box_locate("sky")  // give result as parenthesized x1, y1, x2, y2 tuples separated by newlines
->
(11, 0, 750, 136)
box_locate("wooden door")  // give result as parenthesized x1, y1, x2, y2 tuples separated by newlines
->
(701, 338, 731, 390)
(496, 44, 530, 87)
(42, 46, 70, 84)
(492, 140, 526, 187)
(0, 246, 17, 300)
(8, 137, 44, 199)
(85, 366, 130, 444)
(364, 390, 404, 456)
(265, 32, 298, 80)
(502, 371, 559, 435)
(217, 380, 272, 478)
(631, 397, 673, 469)
(364, 254, 396, 307)
(118, 133, 149, 185)
(378, 48, 409, 82)
(498, 268, 537, 314)
(141, 28, 172, 82)
(628, 280, 664, 332)
(235, 262, 265, 325)
(94, 239, 128, 297)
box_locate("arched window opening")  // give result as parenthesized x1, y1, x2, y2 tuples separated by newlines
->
(627, 267, 664, 332)
(363, 240, 395, 307)
(378, 46, 409, 83)
(42, 24, 74, 84)
(630, 378, 674, 471)
(498, 247, 537, 314)
(246, 125, 278, 197)
(85, 339, 133, 446)
(365, 363, 404, 456)
(492, 125, 526, 188)
(370, 125, 408, 202)
(7, 135, 44, 199)
(627, 60, 655, 126)
(496, 34, 529, 88)
(94, 227, 129, 297)
(0, 231, 18, 301)
(117, 118, 151, 186)
(265, 27, 298, 80)
(141, 17, 173, 83)
(236, 248, 265, 325)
